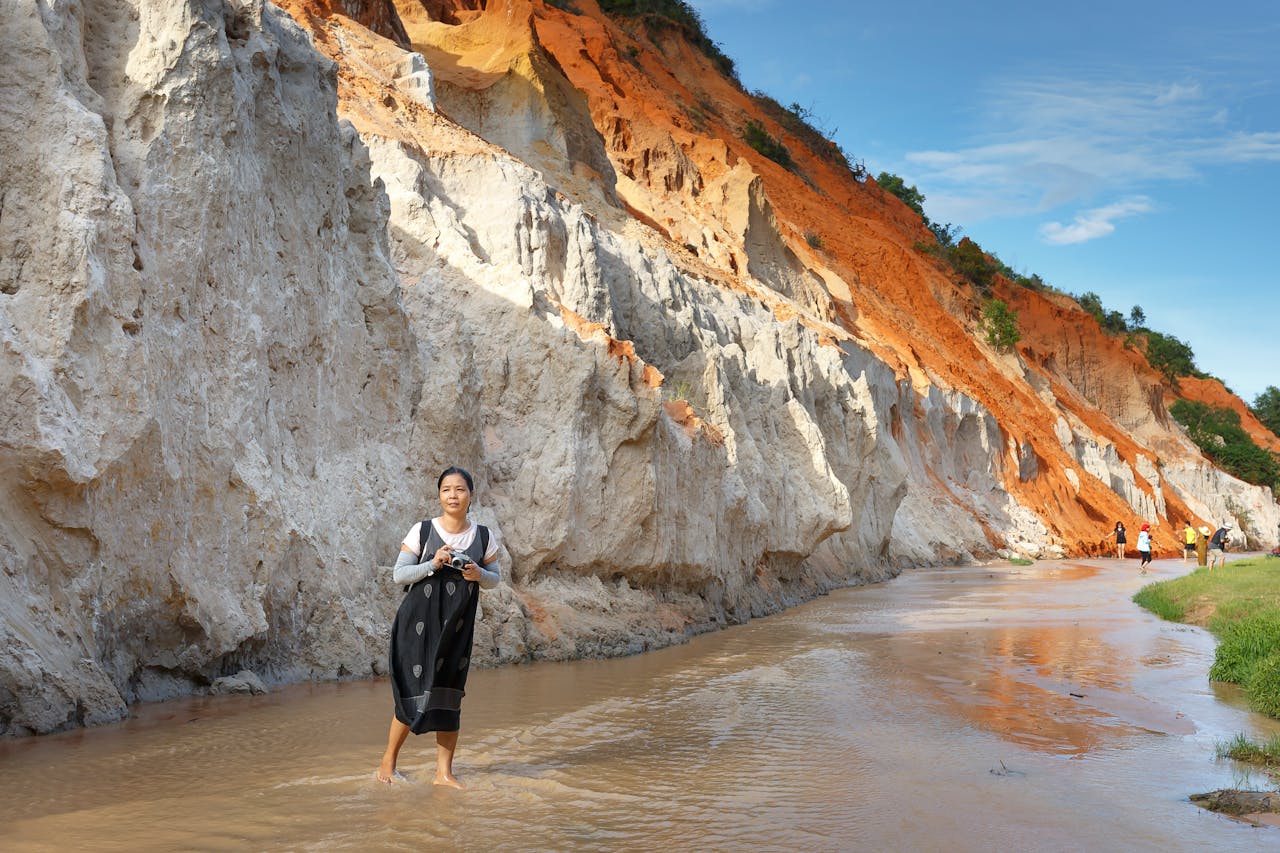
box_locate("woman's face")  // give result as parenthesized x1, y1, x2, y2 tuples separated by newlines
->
(439, 473, 471, 514)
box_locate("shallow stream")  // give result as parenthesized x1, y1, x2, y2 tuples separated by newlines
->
(2, 557, 1277, 850)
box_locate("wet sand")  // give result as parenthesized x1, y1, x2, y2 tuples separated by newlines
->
(2, 555, 1277, 850)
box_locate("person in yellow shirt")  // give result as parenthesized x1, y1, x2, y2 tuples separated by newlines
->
(1183, 521, 1196, 564)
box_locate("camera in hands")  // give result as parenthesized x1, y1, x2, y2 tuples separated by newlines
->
(422, 548, 473, 577)
(444, 549, 473, 571)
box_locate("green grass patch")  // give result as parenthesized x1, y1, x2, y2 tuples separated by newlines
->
(1217, 731, 1280, 775)
(1132, 582, 1185, 622)
(1248, 653, 1280, 717)
(1008, 557, 1033, 566)
(1209, 614, 1280, 683)
(1134, 557, 1280, 718)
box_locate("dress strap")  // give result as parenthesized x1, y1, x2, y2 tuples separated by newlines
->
(419, 519, 445, 557)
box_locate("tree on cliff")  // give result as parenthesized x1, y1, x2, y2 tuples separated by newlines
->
(1078, 291, 1105, 324)
(876, 171, 926, 219)
(1253, 386, 1280, 440)
(1143, 330, 1198, 386)
(980, 299, 1021, 353)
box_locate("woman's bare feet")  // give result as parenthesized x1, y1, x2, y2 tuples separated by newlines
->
(378, 716, 411, 784)
(433, 772, 466, 789)
(433, 730, 463, 788)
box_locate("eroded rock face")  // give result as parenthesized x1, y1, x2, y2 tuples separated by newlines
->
(0, 0, 417, 734)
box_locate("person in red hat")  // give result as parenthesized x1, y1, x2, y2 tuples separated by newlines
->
(1136, 523, 1152, 573)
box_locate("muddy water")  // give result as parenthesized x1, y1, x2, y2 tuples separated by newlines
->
(3, 557, 1279, 851)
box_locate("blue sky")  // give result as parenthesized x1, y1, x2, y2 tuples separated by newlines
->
(687, 0, 1279, 404)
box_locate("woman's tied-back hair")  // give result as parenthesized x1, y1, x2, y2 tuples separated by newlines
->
(437, 466, 474, 492)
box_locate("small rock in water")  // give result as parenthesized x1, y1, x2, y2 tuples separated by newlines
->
(211, 670, 268, 696)
(1190, 789, 1280, 816)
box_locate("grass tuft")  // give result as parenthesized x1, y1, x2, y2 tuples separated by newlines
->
(1248, 653, 1280, 718)
(1208, 612, 1280, 683)
(1217, 731, 1280, 771)
(1131, 581, 1185, 622)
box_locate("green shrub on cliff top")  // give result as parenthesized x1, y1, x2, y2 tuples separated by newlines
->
(598, 0, 738, 80)
(947, 238, 997, 294)
(752, 93, 851, 169)
(876, 171, 926, 218)
(1252, 386, 1280, 440)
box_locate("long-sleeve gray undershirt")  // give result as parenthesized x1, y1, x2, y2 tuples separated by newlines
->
(393, 547, 499, 589)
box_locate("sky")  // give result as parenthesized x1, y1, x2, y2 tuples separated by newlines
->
(687, 0, 1280, 404)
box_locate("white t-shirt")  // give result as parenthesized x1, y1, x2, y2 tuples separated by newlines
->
(402, 518, 501, 565)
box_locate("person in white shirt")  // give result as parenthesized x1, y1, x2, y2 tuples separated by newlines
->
(1136, 523, 1152, 574)
(376, 466, 501, 788)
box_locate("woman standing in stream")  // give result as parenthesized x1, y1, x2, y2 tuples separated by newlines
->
(1111, 521, 1127, 559)
(376, 466, 501, 787)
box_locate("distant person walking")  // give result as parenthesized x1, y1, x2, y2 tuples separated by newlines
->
(1196, 525, 1211, 567)
(1183, 522, 1196, 564)
(1136, 523, 1152, 574)
(1208, 524, 1231, 570)
(1112, 521, 1127, 559)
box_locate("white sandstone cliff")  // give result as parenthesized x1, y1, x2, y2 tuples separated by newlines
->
(0, 0, 417, 734)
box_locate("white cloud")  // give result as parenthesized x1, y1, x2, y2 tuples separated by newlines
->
(1039, 197, 1153, 245)
(1217, 131, 1280, 161)
(896, 75, 1278, 224)
(1155, 82, 1202, 104)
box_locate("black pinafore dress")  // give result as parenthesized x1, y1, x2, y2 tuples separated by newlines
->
(389, 521, 487, 734)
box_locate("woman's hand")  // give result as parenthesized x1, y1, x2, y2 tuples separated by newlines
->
(432, 546, 451, 568)
(461, 561, 482, 582)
